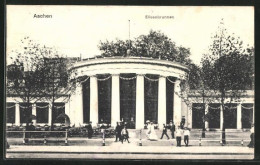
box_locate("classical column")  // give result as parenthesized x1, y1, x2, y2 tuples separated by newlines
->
(15, 103, 20, 126)
(69, 82, 84, 127)
(237, 103, 242, 129)
(90, 76, 99, 127)
(32, 103, 37, 125)
(65, 102, 70, 116)
(205, 103, 209, 129)
(111, 74, 120, 127)
(136, 74, 145, 129)
(220, 105, 223, 130)
(158, 76, 166, 129)
(77, 83, 84, 126)
(173, 79, 182, 127)
(252, 104, 255, 124)
(188, 106, 192, 129)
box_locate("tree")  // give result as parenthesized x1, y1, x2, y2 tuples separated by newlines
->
(202, 20, 254, 144)
(39, 50, 78, 129)
(186, 62, 215, 138)
(98, 30, 191, 65)
(7, 37, 78, 127)
(7, 37, 46, 124)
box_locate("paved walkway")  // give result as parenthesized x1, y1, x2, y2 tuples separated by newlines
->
(6, 144, 254, 159)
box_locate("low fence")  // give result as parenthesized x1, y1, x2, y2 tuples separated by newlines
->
(6, 130, 68, 144)
(6, 129, 113, 145)
(188, 130, 251, 146)
(6, 130, 252, 146)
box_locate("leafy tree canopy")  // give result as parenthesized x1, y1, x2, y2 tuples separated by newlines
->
(98, 30, 192, 65)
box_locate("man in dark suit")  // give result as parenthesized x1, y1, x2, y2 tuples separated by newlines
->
(160, 124, 170, 140)
(170, 122, 175, 138)
(114, 122, 121, 142)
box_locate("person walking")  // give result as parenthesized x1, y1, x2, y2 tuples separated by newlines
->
(160, 124, 170, 140)
(121, 126, 130, 143)
(114, 122, 121, 142)
(148, 122, 158, 141)
(146, 121, 151, 139)
(170, 122, 175, 139)
(183, 127, 190, 147)
(176, 126, 182, 147)
(248, 124, 254, 148)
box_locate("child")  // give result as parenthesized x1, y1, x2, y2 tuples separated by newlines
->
(121, 126, 130, 143)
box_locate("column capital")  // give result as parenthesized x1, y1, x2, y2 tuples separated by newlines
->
(175, 79, 181, 84)
(159, 75, 166, 78)
(89, 75, 97, 78)
(136, 74, 145, 77)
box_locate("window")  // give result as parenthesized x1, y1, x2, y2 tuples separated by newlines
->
(36, 103, 49, 123)
(6, 103, 15, 123)
(192, 103, 204, 129)
(208, 104, 220, 129)
(20, 103, 32, 123)
(242, 104, 253, 128)
(52, 103, 65, 123)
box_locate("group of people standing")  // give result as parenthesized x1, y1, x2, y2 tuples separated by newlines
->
(146, 121, 190, 147)
(114, 122, 130, 144)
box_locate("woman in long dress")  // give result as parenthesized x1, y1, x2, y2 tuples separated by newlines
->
(146, 122, 151, 138)
(148, 122, 158, 141)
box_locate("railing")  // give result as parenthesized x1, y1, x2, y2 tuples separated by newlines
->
(6, 130, 68, 144)
(6, 129, 251, 146)
(195, 130, 251, 146)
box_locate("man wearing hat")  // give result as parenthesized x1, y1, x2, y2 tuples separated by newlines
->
(114, 122, 122, 142)
(169, 121, 175, 139)
(160, 124, 170, 140)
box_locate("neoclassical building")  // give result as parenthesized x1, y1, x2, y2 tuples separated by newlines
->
(6, 57, 254, 130)
(68, 57, 189, 129)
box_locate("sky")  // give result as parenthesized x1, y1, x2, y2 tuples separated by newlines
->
(6, 6, 254, 65)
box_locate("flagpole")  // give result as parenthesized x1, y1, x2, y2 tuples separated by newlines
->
(127, 20, 131, 57)
(129, 20, 131, 49)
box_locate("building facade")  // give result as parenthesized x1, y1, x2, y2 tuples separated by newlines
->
(6, 57, 254, 130)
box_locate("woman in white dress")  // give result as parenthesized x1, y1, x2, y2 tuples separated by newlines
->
(148, 122, 158, 141)
(146, 121, 151, 138)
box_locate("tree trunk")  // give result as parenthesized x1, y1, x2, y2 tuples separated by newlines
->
(221, 102, 226, 145)
(201, 91, 206, 138)
(26, 96, 31, 125)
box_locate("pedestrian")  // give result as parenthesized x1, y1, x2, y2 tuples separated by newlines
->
(114, 122, 121, 142)
(146, 120, 151, 139)
(184, 127, 190, 147)
(87, 122, 93, 139)
(148, 122, 158, 141)
(160, 124, 170, 140)
(169, 122, 175, 139)
(100, 123, 106, 135)
(248, 124, 254, 148)
(176, 126, 182, 147)
(121, 126, 130, 143)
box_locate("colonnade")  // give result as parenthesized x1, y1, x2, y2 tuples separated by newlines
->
(70, 74, 182, 129)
